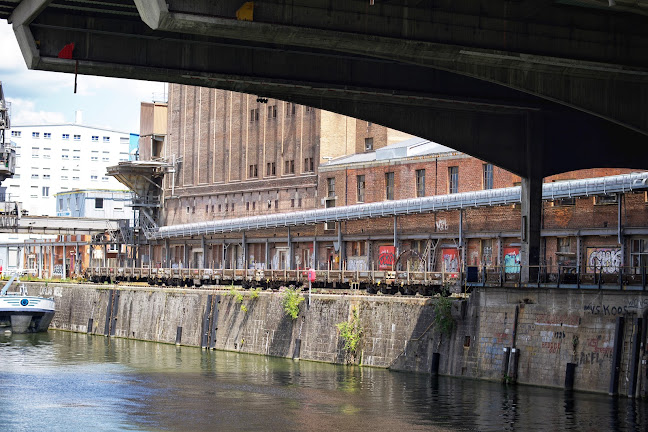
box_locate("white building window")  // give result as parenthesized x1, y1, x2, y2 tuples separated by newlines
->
(73, 155, 80, 160)
(102, 157, 110, 162)
(74, 134, 81, 141)
(62, 154, 69, 159)
(31, 174, 39, 179)
(32, 132, 39, 138)
(91, 175, 98, 181)
(62, 134, 70, 140)
(44, 133, 51, 139)
(42, 187, 49, 197)
(103, 136, 110, 143)
(91, 156, 98, 161)
(92, 136, 99, 142)
(11, 131, 21, 137)
(43, 175, 50, 179)
(102, 176, 109, 181)
(61, 176, 68, 180)
(72, 176, 80, 181)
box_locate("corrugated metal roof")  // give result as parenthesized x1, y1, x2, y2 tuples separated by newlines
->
(322, 137, 456, 167)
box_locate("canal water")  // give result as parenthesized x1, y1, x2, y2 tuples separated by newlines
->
(1, 331, 645, 432)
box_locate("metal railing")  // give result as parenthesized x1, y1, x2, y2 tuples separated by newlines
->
(84, 263, 647, 291)
(149, 172, 648, 240)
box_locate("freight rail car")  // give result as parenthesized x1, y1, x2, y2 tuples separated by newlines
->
(85, 266, 457, 296)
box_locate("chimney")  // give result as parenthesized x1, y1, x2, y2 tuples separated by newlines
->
(75, 110, 83, 124)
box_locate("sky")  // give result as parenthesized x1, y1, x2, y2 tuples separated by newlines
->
(0, 21, 165, 133)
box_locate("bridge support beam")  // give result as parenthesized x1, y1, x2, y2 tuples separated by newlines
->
(520, 114, 544, 284)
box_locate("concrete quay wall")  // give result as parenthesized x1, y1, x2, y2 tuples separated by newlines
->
(25, 283, 648, 396)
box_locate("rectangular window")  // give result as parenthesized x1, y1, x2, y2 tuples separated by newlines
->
(385, 172, 395, 200)
(303, 157, 314, 173)
(43, 133, 51, 139)
(93, 198, 103, 209)
(43, 174, 50, 179)
(483, 163, 493, 190)
(416, 169, 425, 198)
(291, 199, 295, 208)
(61, 176, 68, 181)
(102, 176, 109, 181)
(284, 160, 295, 174)
(594, 194, 618, 205)
(102, 157, 110, 162)
(91, 175, 98, 181)
(92, 136, 99, 142)
(246, 202, 250, 211)
(42, 186, 49, 197)
(74, 134, 81, 141)
(364, 137, 373, 151)
(448, 166, 459, 194)
(327, 177, 336, 198)
(62, 134, 69, 140)
(267, 105, 277, 119)
(11, 131, 21, 137)
(553, 197, 576, 207)
(266, 162, 276, 176)
(32, 132, 39, 139)
(285, 102, 296, 116)
(73, 176, 80, 181)
(91, 156, 98, 161)
(103, 136, 110, 143)
(248, 164, 258, 178)
(357, 175, 365, 203)
(250, 108, 259, 122)
(274, 200, 278, 209)
(31, 174, 39, 179)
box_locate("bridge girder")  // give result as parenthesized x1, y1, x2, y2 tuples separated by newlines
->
(3, 0, 648, 176)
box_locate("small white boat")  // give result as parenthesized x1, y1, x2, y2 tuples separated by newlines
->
(0, 277, 55, 333)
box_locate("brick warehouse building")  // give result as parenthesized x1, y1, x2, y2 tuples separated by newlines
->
(111, 84, 648, 281)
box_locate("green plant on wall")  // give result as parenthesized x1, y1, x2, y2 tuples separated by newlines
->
(250, 287, 261, 300)
(433, 296, 454, 336)
(229, 287, 247, 312)
(281, 286, 304, 320)
(336, 306, 363, 358)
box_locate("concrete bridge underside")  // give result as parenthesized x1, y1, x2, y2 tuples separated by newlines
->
(3, 0, 648, 280)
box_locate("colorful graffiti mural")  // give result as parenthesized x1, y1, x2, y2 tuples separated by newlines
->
(503, 247, 520, 273)
(378, 246, 395, 270)
(442, 248, 459, 273)
(586, 247, 621, 274)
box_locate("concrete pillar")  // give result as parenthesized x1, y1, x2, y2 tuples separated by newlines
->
(287, 227, 292, 270)
(38, 245, 42, 279)
(265, 238, 270, 270)
(312, 238, 317, 270)
(337, 224, 345, 268)
(201, 236, 206, 269)
(164, 238, 169, 267)
(520, 176, 542, 283)
(520, 115, 544, 283)
(221, 242, 226, 269)
(242, 232, 247, 269)
(62, 243, 66, 279)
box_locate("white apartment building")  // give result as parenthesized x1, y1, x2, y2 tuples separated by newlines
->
(3, 123, 134, 215)
(55, 189, 134, 219)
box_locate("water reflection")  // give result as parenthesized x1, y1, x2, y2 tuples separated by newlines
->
(0, 331, 645, 431)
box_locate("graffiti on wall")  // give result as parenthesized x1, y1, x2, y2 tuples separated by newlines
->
(378, 246, 395, 270)
(586, 247, 621, 273)
(435, 219, 448, 231)
(52, 264, 63, 276)
(347, 257, 368, 271)
(442, 248, 459, 273)
(503, 247, 520, 273)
